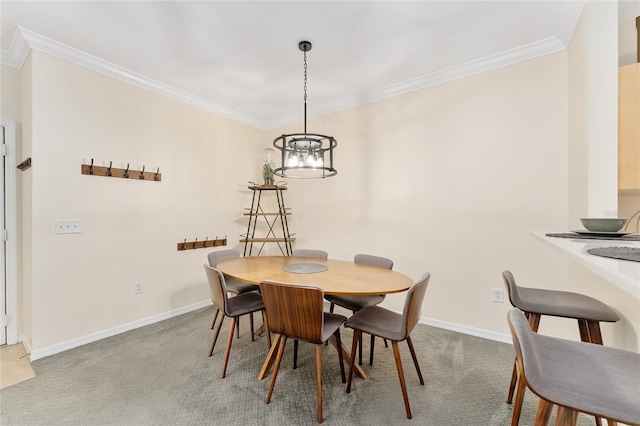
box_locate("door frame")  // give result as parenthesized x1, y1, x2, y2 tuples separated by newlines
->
(2, 121, 18, 345)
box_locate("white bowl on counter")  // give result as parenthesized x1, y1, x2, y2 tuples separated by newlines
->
(580, 218, 627, 233)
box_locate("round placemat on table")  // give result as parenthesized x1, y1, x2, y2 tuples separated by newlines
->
(282, 263, 329, 274)
(586, 247, 640, 263)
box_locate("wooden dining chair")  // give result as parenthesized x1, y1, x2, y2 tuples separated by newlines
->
(326, 253, 393, 365)
(204, 264, 270, 378)
(507, 308, 640, 426)
(502, 270, 620, 425)
(208, 249, 260, 338)
(259, 280, 346, 424)
(290, 248, 328, 368)
(345, 273, 430, 419)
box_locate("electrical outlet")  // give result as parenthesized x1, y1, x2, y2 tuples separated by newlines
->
(134, 281, 143, 295)
(55, 219, 82, 234)
(491, 288, 504, 303)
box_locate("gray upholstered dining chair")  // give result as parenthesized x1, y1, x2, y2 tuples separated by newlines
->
(290, 248, 328, 368)
(507, 308, 640, 426)
(208, 249, 260, 338)
(259, 280, 346, 424)
(345, 273, 430, 420)
(325, 253, 393, 365)
(502, 270, 620, 425)
(292, 248, 328, 259)
(204, 264, 270, 378)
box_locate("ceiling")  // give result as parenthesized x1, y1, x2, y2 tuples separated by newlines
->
(1, 1, 638, 130)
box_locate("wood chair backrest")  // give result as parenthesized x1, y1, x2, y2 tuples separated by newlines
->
(401, 273, 431, 338)
(204, 264, 228, 313)
(260, 280, 325, 344)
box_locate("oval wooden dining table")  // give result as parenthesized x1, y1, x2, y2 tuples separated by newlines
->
(216, 256, 414, 381)
(216, 256, 413, 295)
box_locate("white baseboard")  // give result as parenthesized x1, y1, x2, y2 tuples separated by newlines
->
(28, 302, 511, 361)
(420, 316, 513, 344)
(29, 300, 211, 361)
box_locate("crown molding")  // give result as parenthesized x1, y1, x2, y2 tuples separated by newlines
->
(0, 27, 30, 69)
(3, 26, 570, 131)
(3, 27, 265, 129)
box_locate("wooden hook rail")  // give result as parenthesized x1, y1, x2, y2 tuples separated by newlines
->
(177, 236, 227, 251)
(17, 158, 32, 171)
(81, 159, 161, 181)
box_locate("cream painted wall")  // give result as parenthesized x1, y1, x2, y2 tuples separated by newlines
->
(1, 65, 22, 122)
(11, 0, 636, 356)
(274, 51, 570, 339)
(25, 51, 262, 352)
(568, 1, 619, 222)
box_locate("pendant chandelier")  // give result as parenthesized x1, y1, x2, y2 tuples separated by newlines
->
(273, 41, 337, 179)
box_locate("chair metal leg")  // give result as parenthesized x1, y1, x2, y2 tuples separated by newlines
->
(293, 340, 299, 369)
(209, 314, 226, 357)
(250, 312, 255, 342)
(406, 336, 424, 385)
(334, 329, 346, 383)
(370, 335, 375, 366)
(221, 317, 237, 379)
(329, 302, 335, 313)
(358, 332, 363, 365)
(391, 341, 412, 419)
(266, 336, 287, 404)
(236, 316, 240, 339)
(316, 344, 323, 424)
(346, 330, 360, 393)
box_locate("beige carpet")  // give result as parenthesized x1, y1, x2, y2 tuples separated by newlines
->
(0, 307, 598, 425)
(0, 343, 35, 389)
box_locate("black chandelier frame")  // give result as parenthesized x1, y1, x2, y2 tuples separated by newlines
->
(272, 41, 338, 179)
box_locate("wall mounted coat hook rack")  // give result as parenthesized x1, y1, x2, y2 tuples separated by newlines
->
(81, 160, 161, 182)
(177, 236, 227, 251)
(17, 158, 32, 171)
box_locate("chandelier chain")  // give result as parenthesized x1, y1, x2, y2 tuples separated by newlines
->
(303, 50, 307, 103)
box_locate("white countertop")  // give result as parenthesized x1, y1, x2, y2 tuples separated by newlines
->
(531, 232, 640, 300)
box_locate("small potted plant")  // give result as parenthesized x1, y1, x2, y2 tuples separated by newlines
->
(262, 148, 275, 186)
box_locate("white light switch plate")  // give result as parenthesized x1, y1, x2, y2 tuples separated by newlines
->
(55, 219, 82, 234)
